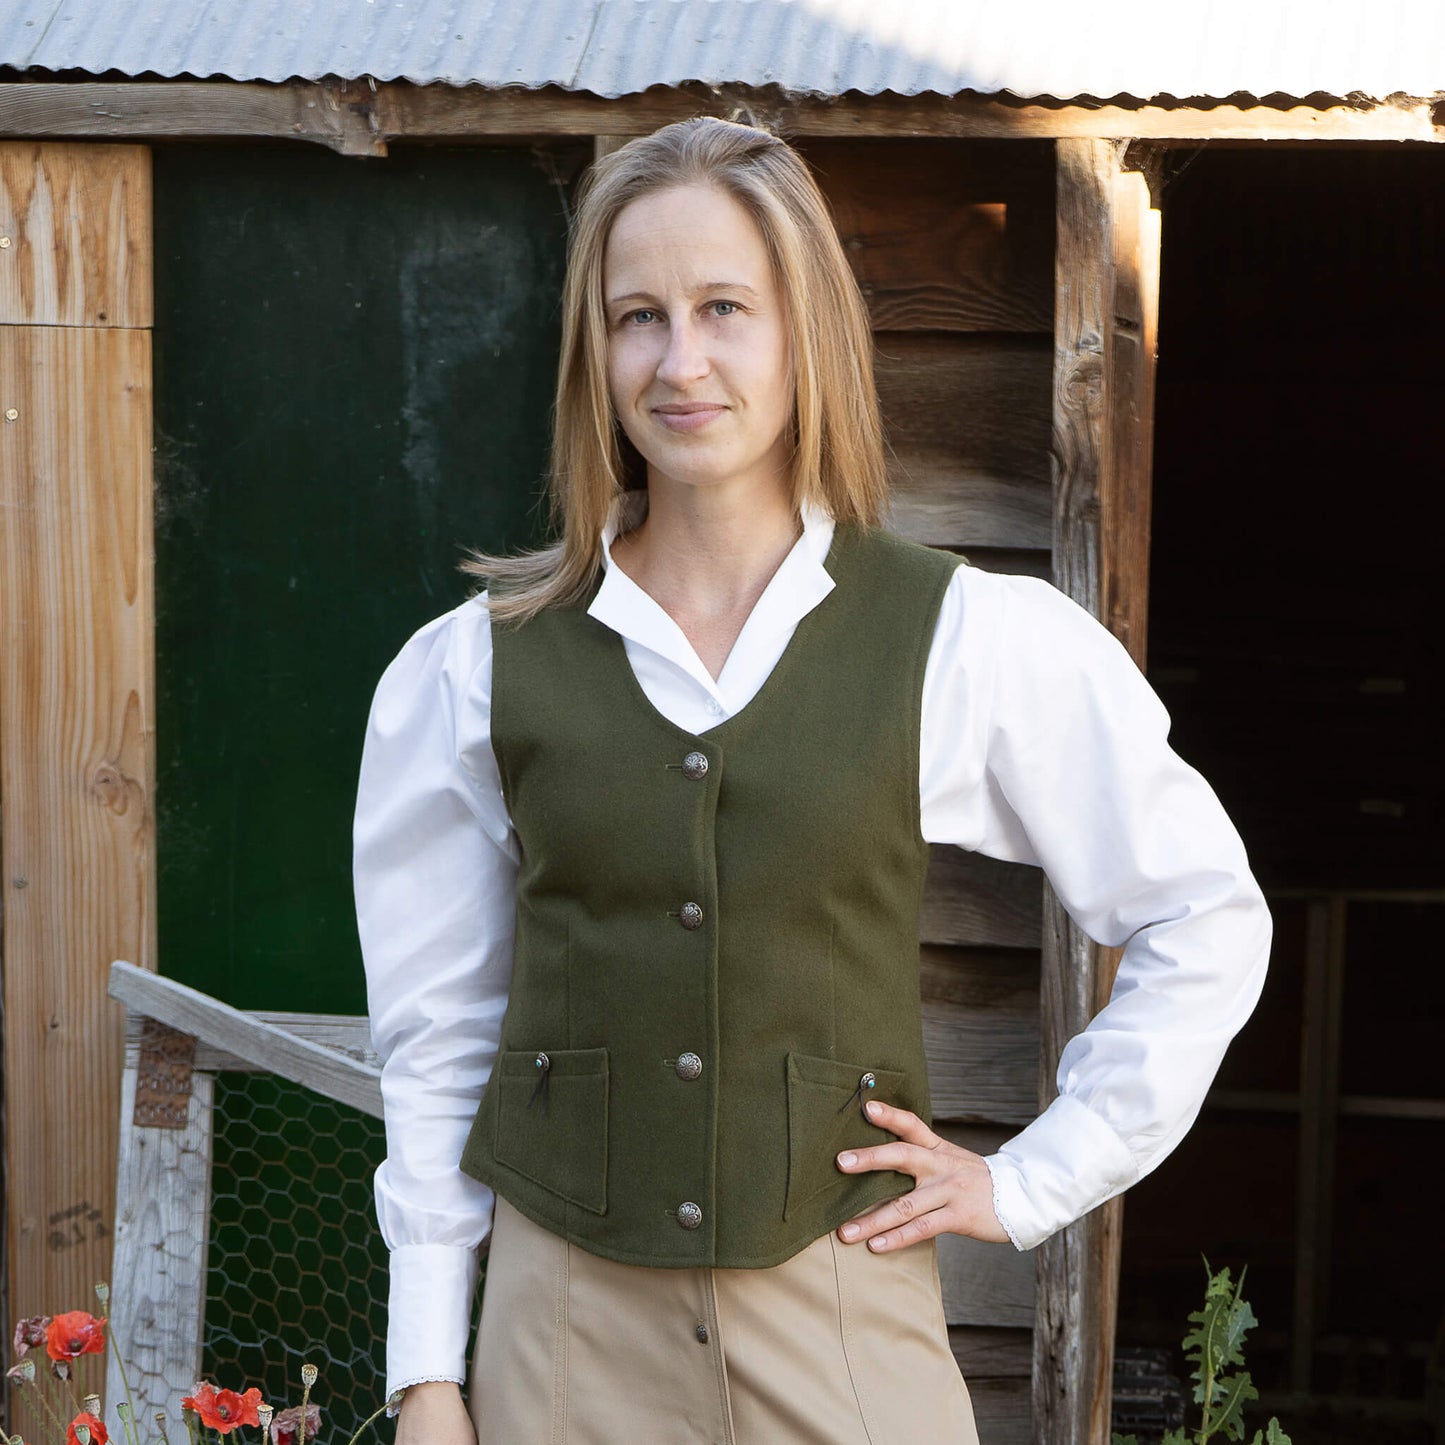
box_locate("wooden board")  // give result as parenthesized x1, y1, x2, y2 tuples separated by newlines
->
(799, 139, 1054, 333)
(104, 1031, 212, 1428)
(923, 947, 1040, 1126)
(5, 82, 1441, 152)
(920, 845, 1044, 950)
(1, 308, 155, 1347)
(967, 1377, 1033, 1445)
(950, 1326, 1032, 1378)
(109, 962, 383, 1119)
(877, 334, 1054, 551)
(0, 141, 152, 328)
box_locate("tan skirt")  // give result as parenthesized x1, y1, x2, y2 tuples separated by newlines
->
(466, 1194, 979, 1444)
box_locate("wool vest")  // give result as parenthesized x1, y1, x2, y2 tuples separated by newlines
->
(458, 523, 961, 1268)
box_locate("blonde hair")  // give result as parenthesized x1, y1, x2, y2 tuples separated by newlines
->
(465, 116, 887, 621)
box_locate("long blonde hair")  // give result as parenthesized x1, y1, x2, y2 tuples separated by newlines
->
(465, 116, 887, 621)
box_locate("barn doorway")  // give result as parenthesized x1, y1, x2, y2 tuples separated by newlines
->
(1116, 147, 1445, 1443)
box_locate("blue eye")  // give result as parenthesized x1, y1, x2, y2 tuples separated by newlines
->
(711, 300, 737, 317)
(629, 308, 658, 325)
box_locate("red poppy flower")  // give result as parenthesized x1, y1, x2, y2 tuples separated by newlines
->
(181, 1383, 264, 1434)
(46, 1312, 106, 1362)
(66, 1411, 109, 1445)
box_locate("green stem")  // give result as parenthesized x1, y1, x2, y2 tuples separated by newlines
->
(26, 1375, 76, 1442)
(108, 1328, 143, 1445)
(341, 1396, 405, 1445)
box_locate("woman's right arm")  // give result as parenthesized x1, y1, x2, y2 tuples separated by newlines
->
(353, 596, 519, 1435)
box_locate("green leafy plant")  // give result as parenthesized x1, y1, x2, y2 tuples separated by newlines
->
(1115, 1261, 1291, 1445)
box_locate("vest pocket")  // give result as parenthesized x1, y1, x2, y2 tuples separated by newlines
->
(493, 1047, 609, 1215)
(784, 1051, 907, 1220)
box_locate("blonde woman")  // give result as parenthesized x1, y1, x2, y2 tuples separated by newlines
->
(355, 117, 1271, 1444)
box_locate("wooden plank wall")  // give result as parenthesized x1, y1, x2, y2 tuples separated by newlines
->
(799, 136, 1058, 1443)
(0, 142, 155, 1354)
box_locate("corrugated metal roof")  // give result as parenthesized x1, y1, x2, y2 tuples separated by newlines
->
(2, 0, 1442, 103)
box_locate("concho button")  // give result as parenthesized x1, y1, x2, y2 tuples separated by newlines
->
(675, 1052, 703, 1081)
(682, 751, 709, 780)
(679, 902, 704, 931)
(695, 1323, 709, 1345)
(677, 1202, 703, 1231)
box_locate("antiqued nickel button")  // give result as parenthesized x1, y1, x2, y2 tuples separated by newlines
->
(675, 1051, 703, 1081)
(681, 751, 709, 780)
(676, 1201, 703, 1230)
(679, 901, 704, 931)
(695, 1322, 709, 1344)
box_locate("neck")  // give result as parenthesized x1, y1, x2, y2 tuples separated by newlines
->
(610, 475, 803, 679)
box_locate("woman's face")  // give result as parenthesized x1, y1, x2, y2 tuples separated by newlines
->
(603, 182, 795, 506)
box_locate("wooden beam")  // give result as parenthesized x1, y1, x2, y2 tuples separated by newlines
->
(1034, 136, 1162, 1445)
(1, 81, 1442, 152)
(108, 962, 383, 1118)
(104, 1023, 213, 1430)
(1103, 145, 1162, 666)
(1, 139, 154, 1345)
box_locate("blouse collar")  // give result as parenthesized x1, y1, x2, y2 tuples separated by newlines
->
(588, 493, 837, 698)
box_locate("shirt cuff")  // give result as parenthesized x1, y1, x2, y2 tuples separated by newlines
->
(385, 1242, 483, 1406)
(983, 1094, 1140, 1251)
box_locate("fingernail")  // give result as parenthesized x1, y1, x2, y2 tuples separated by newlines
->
(841, 1223, 859, 1240)
(869, 1235, 888, 1250)
(866, 1099, 882, 1117)
(838, 1152, 857, 1168)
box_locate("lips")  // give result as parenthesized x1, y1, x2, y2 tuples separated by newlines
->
(652, 402, 727, 432)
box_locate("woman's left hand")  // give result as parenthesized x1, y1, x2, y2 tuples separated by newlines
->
(835, 1097, 1011, 1250)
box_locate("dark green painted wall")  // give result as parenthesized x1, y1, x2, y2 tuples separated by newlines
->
(154, 141, 576, 1014)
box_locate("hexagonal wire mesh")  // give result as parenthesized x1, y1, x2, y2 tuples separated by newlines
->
(201, 1072, 395, 1438)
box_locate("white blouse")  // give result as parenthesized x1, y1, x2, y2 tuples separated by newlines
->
(353, 502, 1272, 1400)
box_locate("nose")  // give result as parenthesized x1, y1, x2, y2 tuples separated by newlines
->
(655, 314, 710, 388)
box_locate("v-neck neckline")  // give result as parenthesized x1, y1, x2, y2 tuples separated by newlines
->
(598, 525, 850, 746)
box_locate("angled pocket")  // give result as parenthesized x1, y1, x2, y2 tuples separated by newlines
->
(784, 1051, 907, 1221)
(494, 1046, 609, 1215)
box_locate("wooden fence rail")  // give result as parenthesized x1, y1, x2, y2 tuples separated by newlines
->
(103, 961, 382, 1427)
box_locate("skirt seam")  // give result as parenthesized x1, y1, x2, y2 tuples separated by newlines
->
(830, 1231, 878, 1445)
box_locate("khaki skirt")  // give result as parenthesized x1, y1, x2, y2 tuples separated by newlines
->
(467, 1194, 979, 1444)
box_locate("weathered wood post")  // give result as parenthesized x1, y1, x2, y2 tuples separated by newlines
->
(1038, 137, 1162, 1444)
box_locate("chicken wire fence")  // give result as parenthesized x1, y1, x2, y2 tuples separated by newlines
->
(201, 1072, 405, 1439)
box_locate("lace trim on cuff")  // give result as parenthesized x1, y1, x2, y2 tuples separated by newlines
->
(985, 1157, 1027, 1252)
(387, 1374, 465, 1417)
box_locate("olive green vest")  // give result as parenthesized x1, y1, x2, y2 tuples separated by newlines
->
(459, 524, 960, 1268)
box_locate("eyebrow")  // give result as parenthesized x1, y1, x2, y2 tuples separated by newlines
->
(604, 282, 760, 310)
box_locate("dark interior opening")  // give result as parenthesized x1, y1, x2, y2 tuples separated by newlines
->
(1117, 146, 1445, 1444)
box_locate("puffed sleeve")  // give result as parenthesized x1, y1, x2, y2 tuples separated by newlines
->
(919, 567, 1272, 1250)
(353, 595, 519, 1400)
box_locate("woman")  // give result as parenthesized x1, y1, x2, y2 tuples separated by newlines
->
(354, 117, 1271, 1443)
